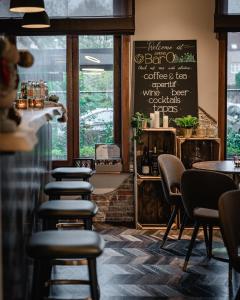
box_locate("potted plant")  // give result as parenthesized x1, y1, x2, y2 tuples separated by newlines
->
(131, 112, 150, 144)
(174, 115, 198, 138)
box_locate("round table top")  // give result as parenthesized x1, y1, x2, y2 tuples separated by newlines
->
(192, 160, 240, 174)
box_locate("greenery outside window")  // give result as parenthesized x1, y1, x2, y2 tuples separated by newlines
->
(226, 32, 240, 158)
(79, 36, 114, 157)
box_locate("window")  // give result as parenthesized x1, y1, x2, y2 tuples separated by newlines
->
(17, 36, 67, 160)
(17, 35, 116, 162)
(79, 36, 114, 157)
(226, 32, 240, 158)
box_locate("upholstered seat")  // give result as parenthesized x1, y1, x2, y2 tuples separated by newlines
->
(27, 230, 104, 259)
(38, 199, 98, 230)
(44, 181, 93, 199)
(39, 200, 98, 218)
(194, 207, 219, 220)
(52, 167, 94, 181)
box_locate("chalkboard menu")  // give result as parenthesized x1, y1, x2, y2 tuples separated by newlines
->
(133, 40, 198, 125)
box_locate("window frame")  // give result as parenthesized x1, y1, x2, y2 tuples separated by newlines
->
(215, 1, 240, 159)
(51, 34, 125, 168)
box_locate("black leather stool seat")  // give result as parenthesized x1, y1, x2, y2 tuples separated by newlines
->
(52, 167, 93, 181)
(45, 181, 93, 196)
(38, 200, 98, 218)
(27, 230, 105, 259)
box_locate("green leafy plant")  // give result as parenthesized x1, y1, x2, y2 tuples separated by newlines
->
(131, 112, 150, 144)
(174, 115, 198, 128)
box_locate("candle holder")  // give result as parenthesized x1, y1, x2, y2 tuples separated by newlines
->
(28, 99, 35, 109)
(34, 98, 44, 109)
(16, 99, 28, 109)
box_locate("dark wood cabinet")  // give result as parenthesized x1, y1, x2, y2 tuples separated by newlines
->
(134, 128, 176, 228)
(134, 131, 221, 228)
(177, 137, 221, 169)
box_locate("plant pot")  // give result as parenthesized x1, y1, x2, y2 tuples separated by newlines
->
(182, 128, 192, 138)
(141, 119, 148, 129)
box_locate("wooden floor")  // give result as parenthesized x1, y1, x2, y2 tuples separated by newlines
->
(49, 224, 240, 300)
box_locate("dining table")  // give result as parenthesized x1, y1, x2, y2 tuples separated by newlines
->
(192, 160, 240, 186)
(192, 160, 240, 260)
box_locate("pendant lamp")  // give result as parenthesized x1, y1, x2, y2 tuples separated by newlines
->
(10, 0, 45, 13)
(22, 11, 50, 29)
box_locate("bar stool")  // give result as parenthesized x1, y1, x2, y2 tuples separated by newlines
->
(52, 167, 94, 182)
(27, 230, 104, 300)
(38, 200, 98, 230)
(44, 180, 93, 200)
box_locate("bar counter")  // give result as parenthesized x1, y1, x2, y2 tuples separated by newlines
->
(0, 107, 63, 300)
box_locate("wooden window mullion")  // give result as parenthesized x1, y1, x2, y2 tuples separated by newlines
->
(72, 36, 80, 161)
(218, 32, 227, 159)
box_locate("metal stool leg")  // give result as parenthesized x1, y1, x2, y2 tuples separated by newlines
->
(203, 225, 210, 258)
(32, 259, 52, 300)
(84, 218, 93, 230)
(88, 258, 100, 300)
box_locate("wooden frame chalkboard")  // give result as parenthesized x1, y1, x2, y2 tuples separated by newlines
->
(133, 40, 198, 126)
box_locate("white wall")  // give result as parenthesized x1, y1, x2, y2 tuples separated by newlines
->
(132, 0, 218, 120)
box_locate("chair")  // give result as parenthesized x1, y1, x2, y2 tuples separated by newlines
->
(27, 230, 104, 300)
(158, 154, 186, 248)
(219, 190, 240, 298)
(181, 169, 236, 271)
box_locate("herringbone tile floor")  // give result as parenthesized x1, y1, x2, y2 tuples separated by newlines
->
(50, 224, 240, 300)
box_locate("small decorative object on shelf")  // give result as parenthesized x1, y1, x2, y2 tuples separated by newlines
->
(150, 145, 159, 176)
(28, 99, 35, 108)
(15, 99, 28, 109)
(206, 124, 218, 138)
(154, 111, 160, 128)
(174, 115, 198, 138)
(163, 115, 169, 128)
(195, 125, 206, 138)
(141, 146, 150, 175)
(34, 98, 44, 109)
(73, 158, 95, 169)
(233, 155, 240, 167)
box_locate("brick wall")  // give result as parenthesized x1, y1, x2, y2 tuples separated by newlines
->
(92, 174, 134, 223)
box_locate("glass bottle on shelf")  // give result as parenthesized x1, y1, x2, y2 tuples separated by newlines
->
(141, 146, 150, 175)
(151, 145, 159, 176)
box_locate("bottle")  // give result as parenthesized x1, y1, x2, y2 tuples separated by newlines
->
(151, 146, 159, 176)
(141, 146, 150, 175)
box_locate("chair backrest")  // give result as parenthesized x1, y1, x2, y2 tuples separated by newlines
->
(181, 169, 236, 219)
(219, 190, 240, 273)
(158, 154, 185, 204)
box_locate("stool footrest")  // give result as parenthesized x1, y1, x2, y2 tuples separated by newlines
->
(46, 279, 90, 286)
(52, 258, 87, 266)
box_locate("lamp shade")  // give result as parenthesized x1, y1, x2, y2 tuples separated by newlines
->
(22, 11, 50, 29)
(10, 0, 45, 13)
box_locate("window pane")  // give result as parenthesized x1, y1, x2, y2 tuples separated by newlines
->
(227, 32, 240, 158)
(227, 0, 240, 14)
(1, 0, 132, 17)
(17, 36, 67, 160)
(79, 36, 114, 158)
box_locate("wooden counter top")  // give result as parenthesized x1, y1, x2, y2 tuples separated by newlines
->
(0, 107, 62, 152)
